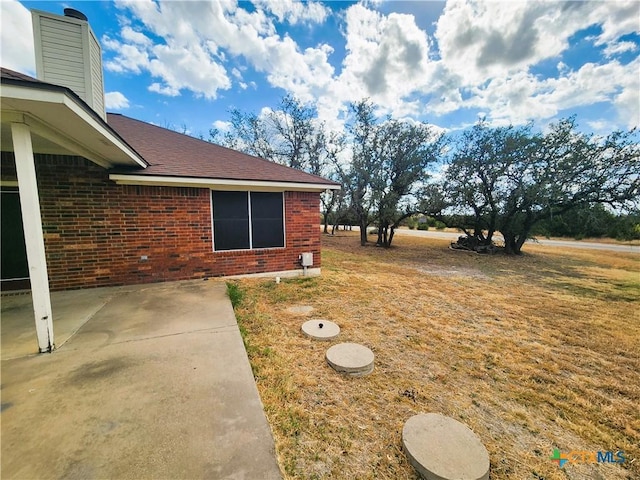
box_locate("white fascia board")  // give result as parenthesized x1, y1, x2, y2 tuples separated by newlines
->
(1, 84, 146, 168)
(60, 96, 145, 167)
(109, 174, 341, 192)
(1, 83, 60, 103)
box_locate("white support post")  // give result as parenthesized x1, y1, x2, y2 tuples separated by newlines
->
(11, 122, 55, 353)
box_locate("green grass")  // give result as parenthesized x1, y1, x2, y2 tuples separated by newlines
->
(225, 281, 244, 308)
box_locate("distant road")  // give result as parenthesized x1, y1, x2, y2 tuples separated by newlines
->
(391, 228, 640, 254)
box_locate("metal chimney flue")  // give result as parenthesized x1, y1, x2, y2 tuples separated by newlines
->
(63, 8, 88, 21)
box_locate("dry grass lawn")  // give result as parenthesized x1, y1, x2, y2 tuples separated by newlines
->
(231, 232, 639, 480)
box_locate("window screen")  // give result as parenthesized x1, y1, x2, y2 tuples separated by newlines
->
(212, 191, 250, 250)
(212, 191, 284, 251)
(251, 192, 284, 248)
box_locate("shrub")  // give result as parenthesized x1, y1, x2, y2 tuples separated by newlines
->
(406, 218, 418, 230)
(612, 220, 640, 241)
(434, 221, 447, 230)
(417, 223, 429, 231)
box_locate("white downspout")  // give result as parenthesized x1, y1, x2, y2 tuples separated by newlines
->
(11, 122, 55, 353)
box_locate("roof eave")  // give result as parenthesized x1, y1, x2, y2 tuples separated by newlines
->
(0, 80, 147, 169)
(109, 173, 341, 192)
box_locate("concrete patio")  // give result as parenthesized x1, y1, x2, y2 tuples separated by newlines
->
(0, 280, 282, 479)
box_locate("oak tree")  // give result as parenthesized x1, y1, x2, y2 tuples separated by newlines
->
(441, 118, 639, 254)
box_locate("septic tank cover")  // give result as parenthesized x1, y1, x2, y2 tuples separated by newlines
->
(402, 413, 490, 480)
(301, 319, 340, 340)
(325, 343, 374, 376)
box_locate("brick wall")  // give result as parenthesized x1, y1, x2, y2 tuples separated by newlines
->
(1, 152, 321, 290)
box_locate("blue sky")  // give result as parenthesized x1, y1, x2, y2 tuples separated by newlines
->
(2, 0, 639, 139)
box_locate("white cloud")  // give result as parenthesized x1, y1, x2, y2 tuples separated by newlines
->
(0, 0, 35, 74)
(263, 40, 335, 102)
(590, 0, 640, 45)
(426, 0, 639, 129)
(603, 41, 638, 58)
(253, 0, 329, 25)
(330, 4, 434, 120)
(434, 1, 640, 84)
(587, 119, 611, 133)
(147, 42, 231, 99)
(612, 61, 640, 129)
(148, 82, 178, 96)
(5, 0, 636, 135)
(105, 91, 130, 110)
(212, 120, 232, 132)
(436, 1, 577, 86)
(103, 36, 150, 73)
(120, 26, 152, 46)
(543, 61, 631, 111)
(453, 57, 640, 129)
(105, 0, 335, 101)
(104, 1, 233, 99)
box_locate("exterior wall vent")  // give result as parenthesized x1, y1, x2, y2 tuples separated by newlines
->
(31, 9, 106, 120)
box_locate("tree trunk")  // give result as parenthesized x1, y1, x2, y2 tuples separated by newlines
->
(376, 225, 394, 247)
(359, 219, 368, 246)
(503, 233, 516, 254)
(323, 215, 329, 234)
(503, 232, 524, 255)
(388, 225, 396, 247)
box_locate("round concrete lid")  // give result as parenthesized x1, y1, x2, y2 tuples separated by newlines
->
(325, 343, 374, 376)
(302, 320, 340, 340)
(402, 413, 490, 480)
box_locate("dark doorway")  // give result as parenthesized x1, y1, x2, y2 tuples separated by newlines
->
(1, 189, 30, 291)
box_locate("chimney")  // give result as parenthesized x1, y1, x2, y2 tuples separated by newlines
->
(31, 8, 106, 120)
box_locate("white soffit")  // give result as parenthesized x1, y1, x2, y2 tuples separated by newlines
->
(1, 84, 146, 169)
(109, 174, 341, 192)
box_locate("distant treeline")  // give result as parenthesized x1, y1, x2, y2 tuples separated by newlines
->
(531, 205, 640, 241)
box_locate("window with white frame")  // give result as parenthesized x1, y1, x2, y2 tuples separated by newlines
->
(212, 191, 285, 251)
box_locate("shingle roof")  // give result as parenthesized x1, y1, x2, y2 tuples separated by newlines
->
(1, 67, 147, 167)
(1, 67, 339, 188)
(107, 113, 339, 187)
(0, 67, 46, 82)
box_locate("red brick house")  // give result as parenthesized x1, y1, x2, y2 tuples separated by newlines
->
(0, 8, 339, 352)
